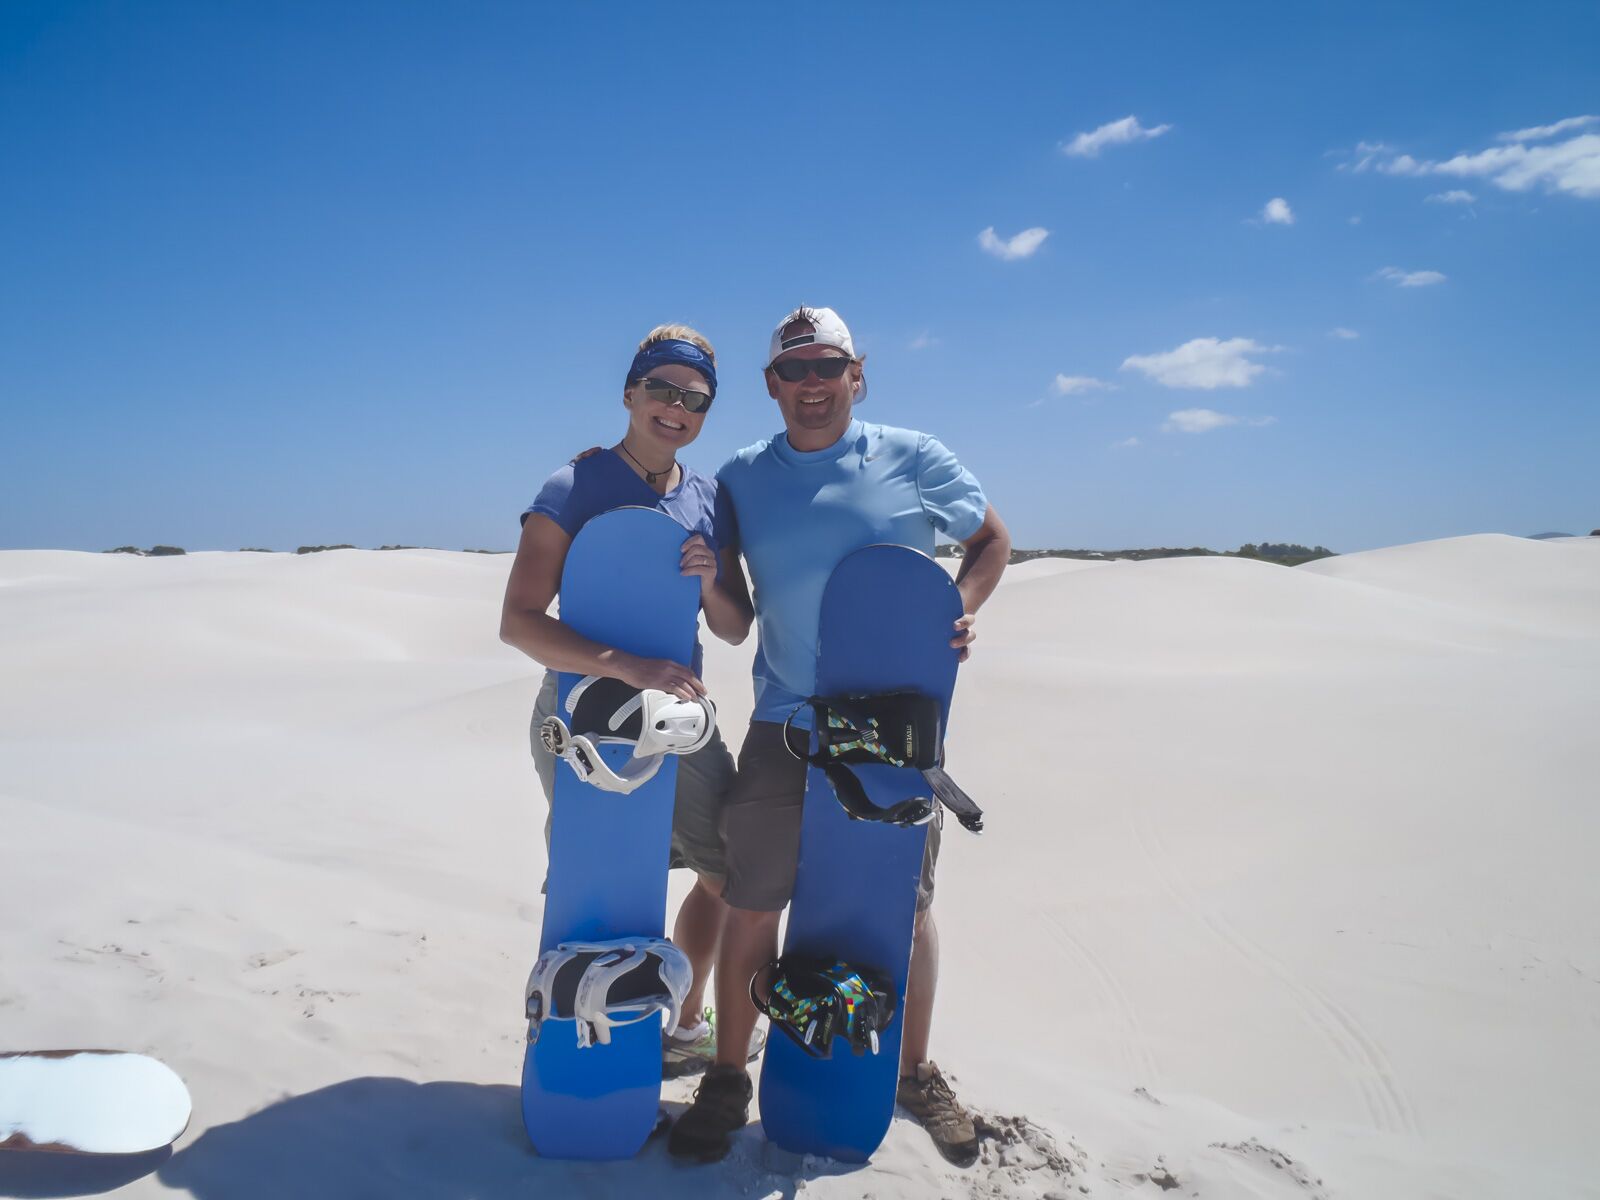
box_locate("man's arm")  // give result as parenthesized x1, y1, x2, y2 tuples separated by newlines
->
(950, 505, 1011, 661)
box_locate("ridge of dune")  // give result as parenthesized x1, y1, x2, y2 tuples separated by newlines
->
(1298, 533, 1600, 632)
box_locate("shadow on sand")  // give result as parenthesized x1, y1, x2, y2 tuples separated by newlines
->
(0, 1145, 172, 1198)
(154, 1077, 865, 1199)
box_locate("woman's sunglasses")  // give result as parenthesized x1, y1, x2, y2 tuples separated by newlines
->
(638, 377, 714, 414)
(770, 356, 853, 383)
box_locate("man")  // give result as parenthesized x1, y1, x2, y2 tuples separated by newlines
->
(668, 306, 1011, 1165)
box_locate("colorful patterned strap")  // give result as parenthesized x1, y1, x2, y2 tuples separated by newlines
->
(823, 710, 905, 766)
(751, 957, 896, 1059)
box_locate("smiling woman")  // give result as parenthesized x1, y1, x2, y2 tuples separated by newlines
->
(496, 321, 756, 1061)
(617, 325, 719, 484)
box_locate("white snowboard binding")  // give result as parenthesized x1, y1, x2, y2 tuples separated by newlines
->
(539, 675, 715, 794)
(525, 937, 693, 1048)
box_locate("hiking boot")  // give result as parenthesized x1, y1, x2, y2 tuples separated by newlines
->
(667, 1064, 752, 1163)
(663, 1009, 768, 1079)
(896, 1061, 979, 1167)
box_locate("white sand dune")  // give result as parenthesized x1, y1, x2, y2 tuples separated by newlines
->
(1, 535, 1596, 1198)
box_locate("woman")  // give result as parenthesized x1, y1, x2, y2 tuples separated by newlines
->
(499, 324, 753, 1075)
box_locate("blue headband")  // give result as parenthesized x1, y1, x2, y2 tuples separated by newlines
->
(627, 339, 717, 398)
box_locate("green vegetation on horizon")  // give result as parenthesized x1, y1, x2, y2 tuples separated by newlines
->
(96, 533, 1600, 561)
(937, 542, 1338, 566)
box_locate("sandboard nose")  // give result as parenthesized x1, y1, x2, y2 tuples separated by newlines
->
(0, 1051, 192, 1156)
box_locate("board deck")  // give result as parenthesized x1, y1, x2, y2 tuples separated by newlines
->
(519, 506, 701, 1160)
(757, 545, 963, 1162)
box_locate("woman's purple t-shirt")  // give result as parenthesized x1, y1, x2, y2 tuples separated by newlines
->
(522, 449, 735, 673)
(522, 449, 732, 553)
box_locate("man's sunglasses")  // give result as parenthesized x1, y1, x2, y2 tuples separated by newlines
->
(638, 377, 714, 414)
(770, 356, 853, 383)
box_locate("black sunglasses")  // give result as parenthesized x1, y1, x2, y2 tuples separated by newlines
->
(638, 377, 714, 414)
(770, 356, 853, 383)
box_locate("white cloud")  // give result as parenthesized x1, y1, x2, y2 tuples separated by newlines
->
(908, 331, 939, 350)
(1053, 374, 1113, 395)
(978, 226, 1049, 261)
(1377, 153, 1423, 176)
(1061, 115, 1172, 158)
(1341, 141, 1395, 173)
(1121, 337, 1277, 390)
(1426, 189, 1476, 204)
(1260, 197, 1294, 225)
(1373, 266, 1447, 287)
(1497, 115, 1598, 143)
(1112, 437, 1142, 448)
(1425, 135, 1600, 198)
(1163, 409, 1239, 434)
(1359, 121, 1600, 199)
(1329, 327, 1360, 339)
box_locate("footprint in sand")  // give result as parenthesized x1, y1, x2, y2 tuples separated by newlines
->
(246, 949, 302, 970)
(969, 1110, 1089, 1198)
(1211, 1139, 1330, 1198)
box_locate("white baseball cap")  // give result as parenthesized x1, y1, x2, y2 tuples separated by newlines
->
(766, 306, 856, 367)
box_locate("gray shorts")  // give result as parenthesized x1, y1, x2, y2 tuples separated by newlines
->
(531, 671, 732, 883)
(721, 720, 941, 914)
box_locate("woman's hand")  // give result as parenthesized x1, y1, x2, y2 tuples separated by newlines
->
(951, 613, 977, 662)
(621, 655, 706, 702)
(680, 534, 719, 596)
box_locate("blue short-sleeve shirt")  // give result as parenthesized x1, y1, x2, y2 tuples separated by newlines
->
(717, 419, 988, 725)
(523, 448, 728, 550)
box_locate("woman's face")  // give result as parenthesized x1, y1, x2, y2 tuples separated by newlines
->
(625, 362, 712, 453)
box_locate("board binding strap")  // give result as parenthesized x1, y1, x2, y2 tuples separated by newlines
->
(526, 937, 692, 1049)
(541, 674, 717, 794)
(750, 957, 897, 1059)
(783, 690, 985, 833)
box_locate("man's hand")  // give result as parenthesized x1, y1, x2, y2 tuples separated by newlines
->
(951, 613, 977, 662)
(680, 534, 718, 596)
(622, 656, 707, 702)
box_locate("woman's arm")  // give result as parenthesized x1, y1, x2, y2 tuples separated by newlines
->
(682, 537, 753, 645)
(499, 514, 706, 699)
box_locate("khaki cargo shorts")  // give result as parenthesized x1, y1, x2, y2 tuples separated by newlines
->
(721, 720, 940, 914)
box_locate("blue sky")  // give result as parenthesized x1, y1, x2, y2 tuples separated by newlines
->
(2, 2, 1596, 553)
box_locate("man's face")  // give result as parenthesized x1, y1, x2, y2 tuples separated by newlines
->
(764, 326, 861, 450)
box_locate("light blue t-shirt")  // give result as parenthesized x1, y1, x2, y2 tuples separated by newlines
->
(717, 419, 988, 726)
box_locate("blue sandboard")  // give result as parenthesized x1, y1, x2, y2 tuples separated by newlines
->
(521, 506, 700, 1160)
(758, 545, 963, 1162)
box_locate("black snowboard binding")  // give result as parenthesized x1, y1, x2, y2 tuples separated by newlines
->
(749, 956, 897, 1059)
(784, 691, 985, 832)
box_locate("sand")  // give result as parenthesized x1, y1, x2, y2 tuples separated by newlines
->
(1, 533, 1596, 1198)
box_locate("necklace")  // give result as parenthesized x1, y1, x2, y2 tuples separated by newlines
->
(619, 439, 677, 487)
